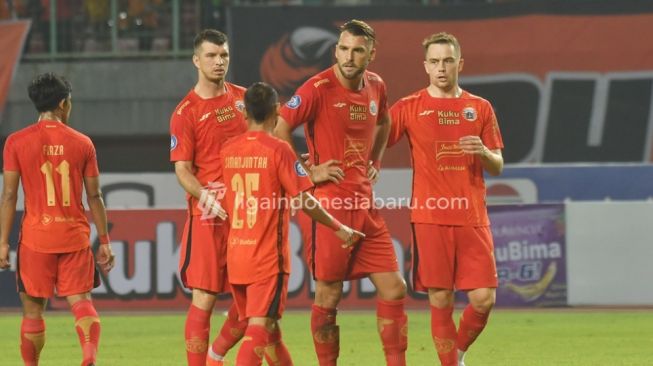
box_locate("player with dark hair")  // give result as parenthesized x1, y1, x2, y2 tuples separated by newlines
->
(169, 29, 249, 366)
(0, 72, 115, 366)
(274, 20, 408, 366)
(222, 81, 363, 366)
(388, 32, 504, 366)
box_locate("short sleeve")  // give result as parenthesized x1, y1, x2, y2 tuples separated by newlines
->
(84, 141, 100, 177)
(276, 143, 313, 197)
(377, 80, 389, 121)
(3, 135, 20, 172)
(170, 108, 195, 162)
(279, 81, 319, 129)
(481, 102, 504, 150)
(387, 101, 408, 148)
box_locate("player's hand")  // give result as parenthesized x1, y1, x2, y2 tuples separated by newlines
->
(367, 161, 380, 185)
(96, 244, 115, 273)
(198, 189, 227, 221)
(459, 135, 488, 157)
(300, 153, 313, 170)
(310, 160, 345, 184)
(0, 243, 10, 270)
(335, 225, 365, 249)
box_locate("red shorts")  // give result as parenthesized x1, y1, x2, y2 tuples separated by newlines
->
(299, 208, 399, 281)
(231, 274, 288, 321)
(411, 223, 497, 292)
(17, 244, 99, 298)
(179, 214, 229, 293)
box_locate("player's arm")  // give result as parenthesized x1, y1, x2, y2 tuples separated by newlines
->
(458, 136, 504, 176)
(174, 161, 226, 219)
(367, 113, 391, 184)
(296, 191, 364, 248)
(84, 175, 115, 272)
(174, 160, 203, 199)
(274, 116, 344, 184)
(0, 171, 19, 269)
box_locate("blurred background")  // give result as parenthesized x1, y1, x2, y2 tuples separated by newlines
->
(1, 0, 652, 310)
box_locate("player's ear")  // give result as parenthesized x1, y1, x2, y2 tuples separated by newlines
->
(369, 46, 376, 62)
(458, 58, 464, 73)
(192, 52, 200, 68)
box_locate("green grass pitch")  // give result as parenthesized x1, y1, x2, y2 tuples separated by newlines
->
(1, 309, 652, 365)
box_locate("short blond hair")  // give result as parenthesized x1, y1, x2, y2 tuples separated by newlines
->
(422, 32, 461, 58)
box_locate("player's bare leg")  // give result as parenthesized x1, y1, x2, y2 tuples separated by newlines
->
(311, 280, 343, 366)
(456, 288, 496, 366)
(428, 289, 457, 366)
(186, 289, 216, 365)
(66, 293, 100, 366)
(19, 293, 47, 366)
(370, 271, 408, 366)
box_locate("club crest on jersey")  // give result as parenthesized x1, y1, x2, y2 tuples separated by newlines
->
(170, 135, 178, 151)
(287, 95, 301, 109)
(235, 100, 245, 112)
(369, 100, 378, 116)
(294, 161, 308, 177)
(462, 107, 477, 122)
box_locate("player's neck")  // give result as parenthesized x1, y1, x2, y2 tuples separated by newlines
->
(38, 112, 65, 124)
(248, 120, 274, 134)
(427, 85, 462, 98)
(194, 78, 227, 99)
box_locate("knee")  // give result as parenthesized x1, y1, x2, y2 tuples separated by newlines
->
(192, 289, 217, 311)
(315, 281, 343, 308)
(378, 275, 407, 301)
(428, 289, 454, 309)
(469, 291, 496, 313)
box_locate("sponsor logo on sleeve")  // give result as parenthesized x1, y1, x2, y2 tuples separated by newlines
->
(462, 107, 477, 122)
(286, 95, 302, 109)
(294, 161, 308, 177)
(170, 135, 178, 151)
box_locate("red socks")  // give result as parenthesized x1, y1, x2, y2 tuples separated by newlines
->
(310, 304, 339, 366)
(236, 325, 268, 366)
(71, 299, 101, 366)
(430, 306, 458, 366)
(456, 304, 490, 352)
(377, 299, 408, 366)
(185, 304, 211, 366)
(210, 303, 248, 358)
(264, 327, 293, 366)
(20, 317, 45, 366)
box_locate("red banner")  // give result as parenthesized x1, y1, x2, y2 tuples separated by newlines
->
(0, 20, 29, 120)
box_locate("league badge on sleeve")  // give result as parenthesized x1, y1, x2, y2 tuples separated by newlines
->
(170, 135, 178, 151)
(462, 107, 477, 122)
(235, 100, 245, 112)
(369, 100, 378, 116)
(286, 95, 302, 109)
(294, 161, 308, 177)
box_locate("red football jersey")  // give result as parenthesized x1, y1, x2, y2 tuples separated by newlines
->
(280, 67, 388, 203)
(169, 84, 247, 215)
(3, 120, 99, 253)
(389, 89, 504, 226)
(221, 131, 313, 284)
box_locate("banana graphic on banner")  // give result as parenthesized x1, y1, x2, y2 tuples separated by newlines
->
(505, 261, 557, 302)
